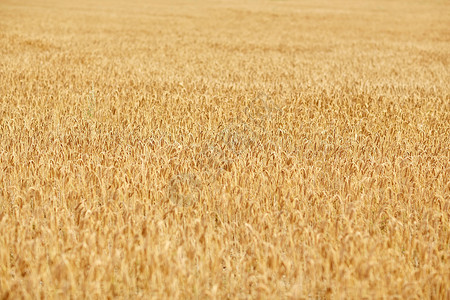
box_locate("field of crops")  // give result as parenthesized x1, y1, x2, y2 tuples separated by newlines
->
(0, 0, 449, 298)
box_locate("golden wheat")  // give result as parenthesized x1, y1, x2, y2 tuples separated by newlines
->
(0, 0, 449, 298)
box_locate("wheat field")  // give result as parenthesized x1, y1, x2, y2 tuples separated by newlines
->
(0, 0, 449, 298)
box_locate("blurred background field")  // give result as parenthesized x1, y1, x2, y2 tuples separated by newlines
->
(0, 0, 449, 298)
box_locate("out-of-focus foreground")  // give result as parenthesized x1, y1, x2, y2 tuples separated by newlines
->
(0, 0, 449, 298)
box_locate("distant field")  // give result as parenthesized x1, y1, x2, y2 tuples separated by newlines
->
(0, 0, 449, 298)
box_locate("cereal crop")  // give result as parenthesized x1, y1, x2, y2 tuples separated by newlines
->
(0, 0, 449, 298)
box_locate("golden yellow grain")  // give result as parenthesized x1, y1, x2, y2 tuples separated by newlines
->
(0, 0, 449, 298)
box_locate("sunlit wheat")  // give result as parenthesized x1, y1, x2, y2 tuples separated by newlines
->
(0, 0, 448, 298)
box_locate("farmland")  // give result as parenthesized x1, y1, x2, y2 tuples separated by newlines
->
(0, 0, 449, 298)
